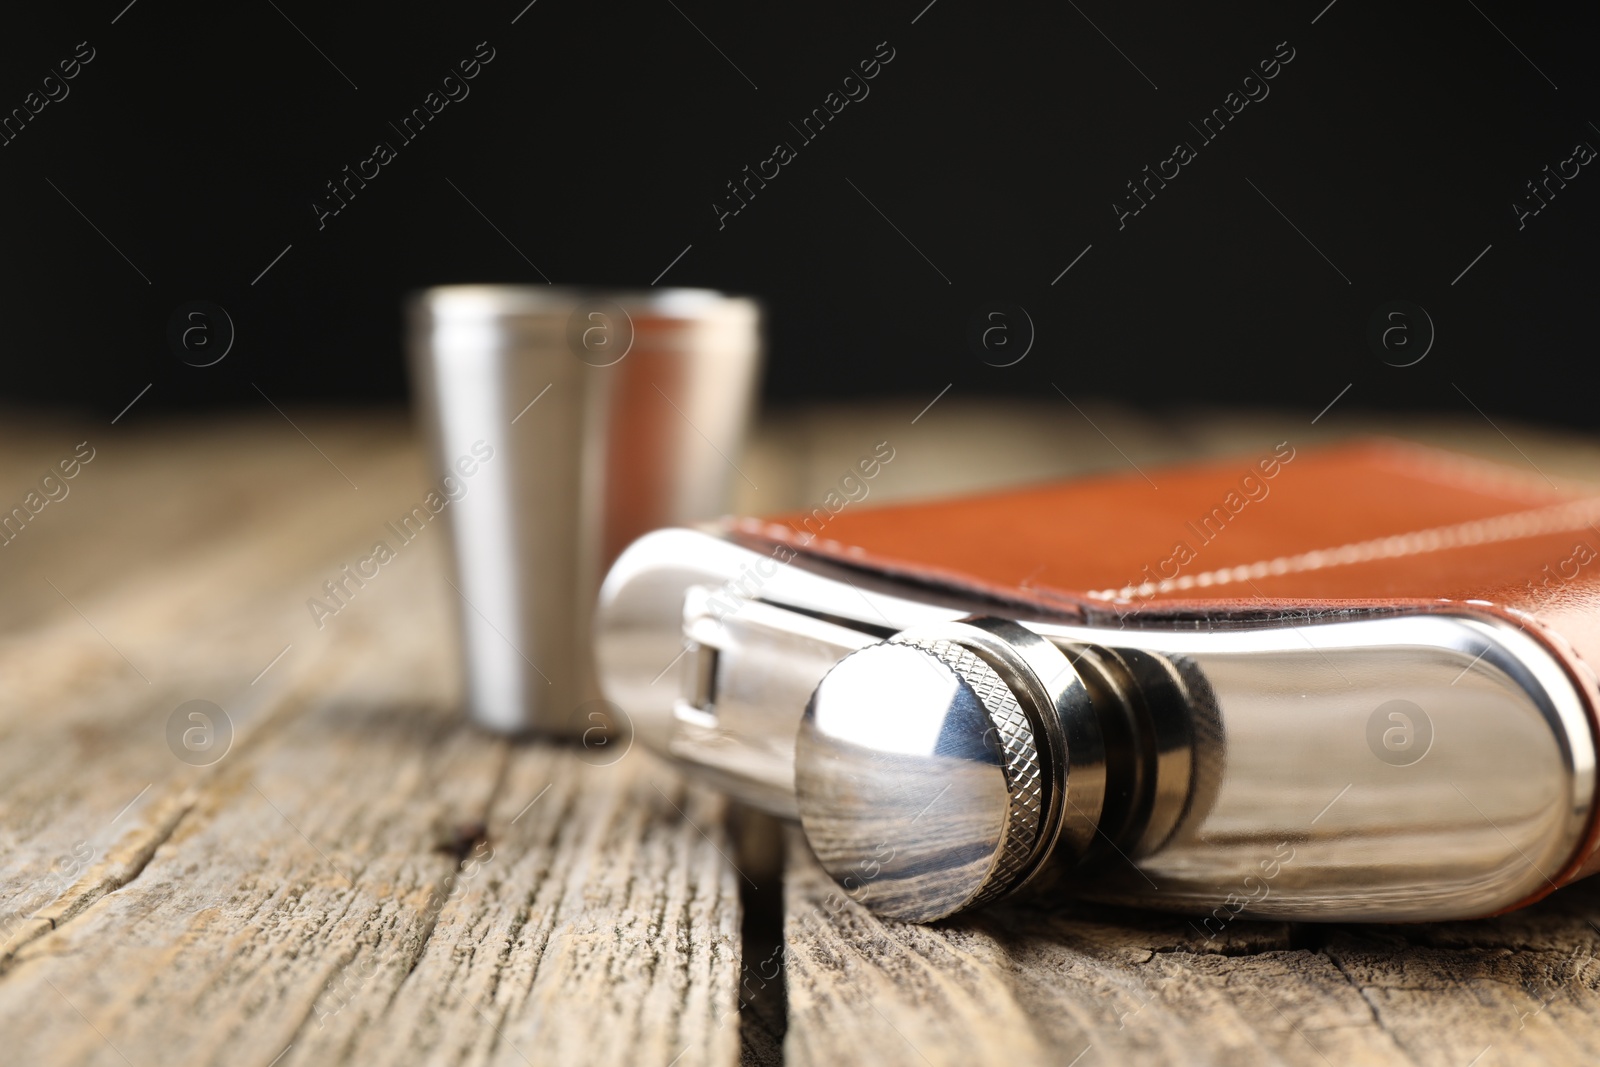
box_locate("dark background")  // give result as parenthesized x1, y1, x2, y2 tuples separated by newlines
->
(0, 1, 1593, 424)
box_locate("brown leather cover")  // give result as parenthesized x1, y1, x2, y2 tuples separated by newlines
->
(725, 438, 1600, 908)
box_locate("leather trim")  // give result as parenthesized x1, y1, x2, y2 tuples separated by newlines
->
(727, 437, 1600, 912)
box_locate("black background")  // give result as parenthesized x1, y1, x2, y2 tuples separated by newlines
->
(0, 1, 1594, 424)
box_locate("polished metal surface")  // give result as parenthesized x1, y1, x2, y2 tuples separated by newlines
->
(797, 640, 1041, 921)
(898, 618, 1110, 880)
(596, 528, 976, 811)
(672, 584, 878, 813)
(1032, 612, 1595, 923)
(409, 288, 760, 735)
(595, 528, 1599, 923)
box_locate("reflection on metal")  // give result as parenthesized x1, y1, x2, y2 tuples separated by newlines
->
(410, 287, 760, 735)
(596, 528, 1596, 923)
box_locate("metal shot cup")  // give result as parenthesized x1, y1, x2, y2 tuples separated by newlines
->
(407, 286, 762, 736)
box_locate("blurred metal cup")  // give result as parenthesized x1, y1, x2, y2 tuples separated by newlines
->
(407, 286, 762, 736)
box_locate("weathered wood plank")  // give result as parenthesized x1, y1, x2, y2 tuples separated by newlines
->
(6, 407, 1600, 1067)
(0, 553, 496, 1064)
(0, 418, 746, 1067)
(1319, 886, 1600, 1067)
(0, 413, 416, 634)
(780, 818, 1600, 1065)
(0, 547, 745, 1066)
(0, 417, 437, 963)
(322, 745, 743, 1067)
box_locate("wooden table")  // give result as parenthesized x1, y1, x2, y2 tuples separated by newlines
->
(4, 400, 1600, 1067)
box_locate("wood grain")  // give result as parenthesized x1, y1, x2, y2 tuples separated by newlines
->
(780, 828, 1600, 1066)
(5, 405, 1600, 1066)
(0, 415, 743, 1067)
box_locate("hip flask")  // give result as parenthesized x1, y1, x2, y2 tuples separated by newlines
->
(595, 440, 1600, 925)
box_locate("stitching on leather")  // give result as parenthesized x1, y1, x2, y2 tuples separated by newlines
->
(1086, 495, 1600, 601)
(733, 445, 1595, 603)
